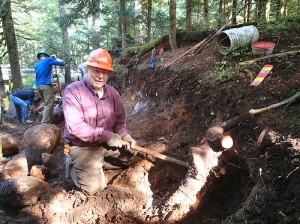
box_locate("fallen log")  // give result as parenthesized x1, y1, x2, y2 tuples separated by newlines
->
(239, 50, 300, 66)
(164, 37, 207, 68)
(249, 92, 300, 115)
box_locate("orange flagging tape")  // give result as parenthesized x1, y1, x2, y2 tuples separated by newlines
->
(249, 64, 273, 86)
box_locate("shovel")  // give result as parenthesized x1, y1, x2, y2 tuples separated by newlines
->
(121, 140, 189, 168)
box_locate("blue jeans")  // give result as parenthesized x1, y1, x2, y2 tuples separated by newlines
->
(9, 95, 29, 122)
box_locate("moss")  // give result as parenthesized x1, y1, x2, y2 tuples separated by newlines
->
(224, 208, 248, 224)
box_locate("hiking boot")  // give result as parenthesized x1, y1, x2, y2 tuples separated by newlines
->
(23, 119, 34, 124)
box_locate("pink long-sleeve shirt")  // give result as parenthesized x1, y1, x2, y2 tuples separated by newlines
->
(63, 80, 130, 146)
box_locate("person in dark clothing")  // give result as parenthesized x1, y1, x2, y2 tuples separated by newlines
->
(10, 87, 36, 124)
(34, 50, 65, 123)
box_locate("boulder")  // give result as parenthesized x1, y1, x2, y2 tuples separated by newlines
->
(30, 165, 51, 180)
(4, 151, 28, 178)
(0, 133, 19, 156)
(20, 123, 61, 153)
(0, 172, 10, 182)
(52, 107, 64, 124)
(0, 176, 49, 207)
(41, 153, 56, 169)
(37, 107, 64, 124)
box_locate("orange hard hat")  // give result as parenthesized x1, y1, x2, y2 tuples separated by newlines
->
(86, 48, 114, 71)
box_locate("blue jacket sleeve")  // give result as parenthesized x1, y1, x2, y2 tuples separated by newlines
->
(50, 58, 65, 66)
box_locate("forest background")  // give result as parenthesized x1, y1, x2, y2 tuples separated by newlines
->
(0, 0, 299, 92)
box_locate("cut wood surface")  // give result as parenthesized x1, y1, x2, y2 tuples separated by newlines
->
(240, 50, 299, 66)
(249, 92, 300, 115)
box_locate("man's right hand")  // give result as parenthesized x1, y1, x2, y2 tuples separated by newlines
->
(107, 133, 123, 148)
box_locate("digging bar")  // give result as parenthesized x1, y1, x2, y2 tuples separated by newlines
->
(121, 140, 189, 168)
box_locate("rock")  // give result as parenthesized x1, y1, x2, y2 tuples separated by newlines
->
(0, 163, 5, 172)
(0, 176, 49, 207)
(37, 107, 64, 124)
(52, 107, 64, 124)
(41, 153, 55, 169)
(24, 147, 44, 170)
(0, 133, 19, 156)
(4, 151, 28, 178)
(0, 172, 10, 182)
(20, 123, 61, 153)
(30, 165, 51, 180)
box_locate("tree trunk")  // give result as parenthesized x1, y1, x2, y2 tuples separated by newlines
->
(146, 0, 152, 42)
(204, 0, 209, 29)
(91, 2, 101, 49)
(247, 0, 251, 23)
(218, 0, 223, 27)
(59, 4, 71, 85)
(265, 0, 271, 22)
(169, 0, 177, 51)
(283, 0, 288, 17)
(275, 0, 281, 19)
(1, 0, 22, 91)
(232, 0, 237, 25)
(0, 64, 7, 122)
(120, 0, 127, 52)
(256, 0, 265, 21)
(223, 0, 229, 19)
(0, 65, 6, 98)
(244, 0, 248, 23)
(186, 0, 192, 30)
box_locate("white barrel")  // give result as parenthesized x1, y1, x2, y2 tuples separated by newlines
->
(217, 25, 259, 55)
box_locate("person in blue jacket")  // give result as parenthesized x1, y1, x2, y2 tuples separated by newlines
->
(34, 50, 64, 123)
(10, 86, 36, 124)
(150, 57, 156, 69)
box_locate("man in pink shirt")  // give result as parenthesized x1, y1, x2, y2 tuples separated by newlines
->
(63, 48, 136, 195)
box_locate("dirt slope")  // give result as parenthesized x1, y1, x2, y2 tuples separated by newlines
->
(113, 20, 300, 223)
(0, 20, 299, 223)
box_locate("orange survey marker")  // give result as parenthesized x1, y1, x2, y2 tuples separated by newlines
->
(249, 64, 273, 86)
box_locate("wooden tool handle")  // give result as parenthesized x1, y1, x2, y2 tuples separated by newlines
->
(249, 104, 281, 115)
(121, 140, 189, 168)
(249, 92, 300, 115)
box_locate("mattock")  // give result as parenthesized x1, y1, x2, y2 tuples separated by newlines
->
(121, 140, 189, 168)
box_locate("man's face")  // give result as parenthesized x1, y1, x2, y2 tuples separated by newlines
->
(86, 66, 109, 91)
